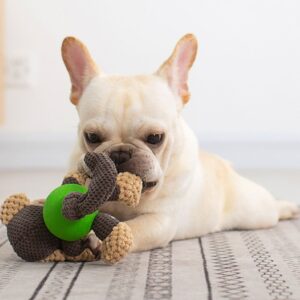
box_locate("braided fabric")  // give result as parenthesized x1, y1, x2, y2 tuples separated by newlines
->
(31, 248, 98, 262)
(61, 192, 83, 220)
(63, 171, 88, 186)
(93, 213, 119, 241)
(65, 248, 97, 262)
(61, 239, 90, 257)
(7, 206, 60, 261)
(116, 172, 142, 207)
(0, 153, 141, 264)
(42, 249, 66, 262)
(0, 194, 103, 262)
(101, 222, 133, 264)
(43, 247, 99, 262)
(0, 194, 30, 225)
(62, 153, 118, 219)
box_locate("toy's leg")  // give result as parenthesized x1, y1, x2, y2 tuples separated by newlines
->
(61, 240, 88, 256)
(61, 238, 100, 262)
(42, 249, 66, 262)
(93, 214, 133, 264)
(93, 213, 119, 240)
(6, 205, 61, 261)
(42, 240, 99, 262)
(65, 248, 96, 262)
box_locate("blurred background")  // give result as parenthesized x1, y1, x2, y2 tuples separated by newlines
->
(0, 0, 299, 202)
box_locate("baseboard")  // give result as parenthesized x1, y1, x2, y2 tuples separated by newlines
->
(0, 132, 300, 170)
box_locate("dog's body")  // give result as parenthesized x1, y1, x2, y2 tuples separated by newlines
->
(63, 34, 299, 253)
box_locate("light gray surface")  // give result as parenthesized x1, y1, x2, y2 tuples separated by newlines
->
(239, 169, 300, 204)
(0, 219, 300, 299)
(0, 169, 299, 204)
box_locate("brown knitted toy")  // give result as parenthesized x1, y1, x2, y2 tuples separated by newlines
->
(0, 153, 142, 264)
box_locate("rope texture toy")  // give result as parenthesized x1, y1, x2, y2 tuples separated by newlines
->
(0, 152, 142, 264)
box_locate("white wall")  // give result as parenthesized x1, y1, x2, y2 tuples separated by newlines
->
(1, 0, 300, 169)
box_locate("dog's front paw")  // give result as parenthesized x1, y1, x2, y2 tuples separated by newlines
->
(116, 172, 142, 208)
(84, 233, 102, 258)
(101, 222, 133, 264)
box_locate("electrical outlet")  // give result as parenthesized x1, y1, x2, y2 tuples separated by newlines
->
(5, 55, 37, 88)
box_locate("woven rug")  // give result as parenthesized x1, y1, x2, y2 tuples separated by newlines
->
(0, 218, 300, 300)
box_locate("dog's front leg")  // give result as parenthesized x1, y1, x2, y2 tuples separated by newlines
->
(125, 213, 176, 252)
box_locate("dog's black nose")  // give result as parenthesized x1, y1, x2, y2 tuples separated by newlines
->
(110, 151, 131, 165)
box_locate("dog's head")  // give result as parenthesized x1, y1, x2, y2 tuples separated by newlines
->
(62, 34, 197, 196)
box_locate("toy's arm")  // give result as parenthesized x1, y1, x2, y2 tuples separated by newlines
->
(62, 170, 142, 208)
(109, 172, 142, 207)
(62, 153, 118, 219)
(62, 153, 143, 220)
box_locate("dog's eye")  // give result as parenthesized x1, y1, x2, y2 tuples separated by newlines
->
(146, 133, 164, 145)
(84, 132, 102, 144)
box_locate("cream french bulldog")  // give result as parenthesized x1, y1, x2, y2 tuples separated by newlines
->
(62, 34, 299, 253)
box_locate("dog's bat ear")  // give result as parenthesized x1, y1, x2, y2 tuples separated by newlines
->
(61, 37, 99, 105)
(156, 34, 198, 105)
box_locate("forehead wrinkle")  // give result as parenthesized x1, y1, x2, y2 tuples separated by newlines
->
(107, 82, 143, 140)
(122, 88, 144, 140)
(98, 75, 173, 139)
(114, 80, 144, 140)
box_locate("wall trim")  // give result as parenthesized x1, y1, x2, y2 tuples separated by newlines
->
(0, 132, 300, 170)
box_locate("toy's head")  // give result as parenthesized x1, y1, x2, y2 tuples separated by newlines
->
(0, 194, 61, 261)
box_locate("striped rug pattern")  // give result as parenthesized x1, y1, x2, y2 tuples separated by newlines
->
(0, 218, 300, 300)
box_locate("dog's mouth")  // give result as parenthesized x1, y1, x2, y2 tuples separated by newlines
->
(142, 180, 158, 192)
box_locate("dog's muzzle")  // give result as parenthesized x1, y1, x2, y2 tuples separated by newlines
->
(106, 145, 159, 192)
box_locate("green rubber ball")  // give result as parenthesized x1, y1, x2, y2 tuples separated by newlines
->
(43, 184, 98, 241)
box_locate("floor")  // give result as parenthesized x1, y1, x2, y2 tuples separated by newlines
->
(0, 169, 299, 204)
(1, 212, 300, 299)
(0, 169, 300, 299)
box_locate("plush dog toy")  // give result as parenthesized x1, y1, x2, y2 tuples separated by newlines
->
(0, 152, 142, 264)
